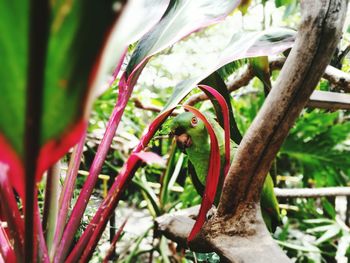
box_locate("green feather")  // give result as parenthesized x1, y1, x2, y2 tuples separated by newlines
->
(170, 111, 281, 232)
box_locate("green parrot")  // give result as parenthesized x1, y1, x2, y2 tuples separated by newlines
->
(169, 111, 281, 232)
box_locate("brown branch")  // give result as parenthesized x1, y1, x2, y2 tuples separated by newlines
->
(134, 60, 350, 114)
(133, 98, 179, 116)
(155, 186, 350, 251)
(185, 65, 255, 105)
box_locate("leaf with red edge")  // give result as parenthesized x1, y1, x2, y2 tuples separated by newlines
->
(183, 105, 221, 242)
(0, 0, 121, 199)
(114, 0, 241, 154)
(93, 0, 171, 96)
(163, 28, 295, 113)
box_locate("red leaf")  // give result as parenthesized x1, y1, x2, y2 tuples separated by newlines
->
(37, 120, 87, 181)
(198, 84, 231, 176)
(183, 105, 221, 242)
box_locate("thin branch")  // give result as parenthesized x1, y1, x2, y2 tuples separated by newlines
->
(133, 98, 179, 116)
(274, 187, 350, 198)
(185, 65, 255, 106)
(185, 57, 350, 109)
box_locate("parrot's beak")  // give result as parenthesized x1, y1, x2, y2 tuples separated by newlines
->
(174, 133, 192, 151)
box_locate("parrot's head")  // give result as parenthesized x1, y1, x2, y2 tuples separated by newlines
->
(169, 111, 208, 152)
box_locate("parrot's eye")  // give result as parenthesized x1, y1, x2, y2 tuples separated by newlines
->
(191, 116, 198, 127)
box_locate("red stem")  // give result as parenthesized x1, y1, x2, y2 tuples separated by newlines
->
(51, 132, 86, 259)
(102, 217, 128, 262)
(66, 110, 173, 262)
(35, 202, 49, 263)
(0, 226, 16, 263)
(54, 73, 135, 262)
(0, 172, 24, 260)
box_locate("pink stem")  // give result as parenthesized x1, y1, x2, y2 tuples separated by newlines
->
(51, 132, 86, 259)
(54, 73, 136, 263)
(0, 226, 16, 262)
(0, 172, 24, 260)
(66, 110, 173, 262)
(35, 202, 49, 263)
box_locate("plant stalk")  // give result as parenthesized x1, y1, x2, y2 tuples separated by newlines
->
(51, 133, 86, 260)
(42, 161, 61, 254)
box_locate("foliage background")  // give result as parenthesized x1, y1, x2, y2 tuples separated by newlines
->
(67, 0, 350, 262)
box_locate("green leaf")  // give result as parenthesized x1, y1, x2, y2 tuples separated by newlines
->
(250, 56, 272, 93)
(125, 0, 240, 77)
(315, 226, 340, 245)
(163, 28, 295, 112)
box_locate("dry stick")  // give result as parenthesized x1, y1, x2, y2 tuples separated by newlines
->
(195, 1, 346, 262)
(274, 187, 350, 198)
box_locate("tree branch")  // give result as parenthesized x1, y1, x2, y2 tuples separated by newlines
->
(274, 187, 350, 198)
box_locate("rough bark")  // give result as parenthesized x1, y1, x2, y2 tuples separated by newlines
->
(157, 1, 347, 262)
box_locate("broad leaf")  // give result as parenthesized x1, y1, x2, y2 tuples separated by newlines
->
(163, 28, 295, 112)
(0, 0, 118, 197)
(93, 0, 170, 96)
